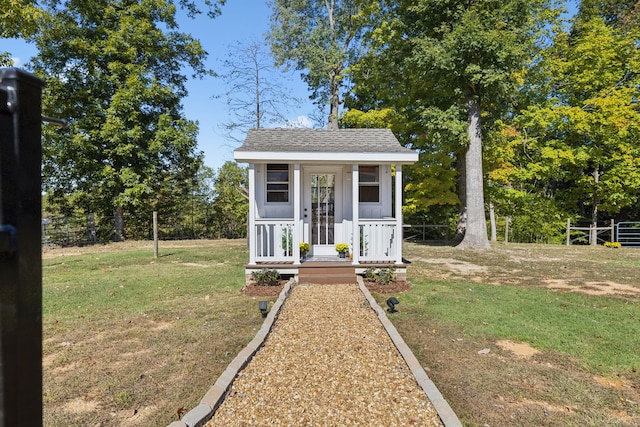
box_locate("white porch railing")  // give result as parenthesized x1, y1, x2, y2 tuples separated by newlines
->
(254, 219, 295, 262)
(358, 219, 397, 263)
(252, 218, 398, 264)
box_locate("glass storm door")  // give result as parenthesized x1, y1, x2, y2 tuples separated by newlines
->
(311, 174, 335, 247)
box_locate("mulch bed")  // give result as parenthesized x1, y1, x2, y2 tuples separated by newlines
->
(241, 279, 411, 296)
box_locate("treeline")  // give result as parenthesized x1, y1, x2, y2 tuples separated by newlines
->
(43, 161, 248, 242)
(3, 1, 639, 245)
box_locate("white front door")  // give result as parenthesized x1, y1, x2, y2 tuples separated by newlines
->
(304, 168, 342, 256)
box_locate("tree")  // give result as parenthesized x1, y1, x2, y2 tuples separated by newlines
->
(31, 0, 224, 240)
(217, 38, 300, 142)
(498, 16, 640, 234)
(1, 0, 45, 65)
(268, 0, 377, 129)
(211, 161, 248, 239)
(347, 0, 559, 248)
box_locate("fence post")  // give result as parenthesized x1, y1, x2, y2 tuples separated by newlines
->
(504, 216, 510, 244)
(0, 68, 44, 427)
(611, 218, 615, 243)
(566, 218, 571, 246)
(153, 211, 159, 259)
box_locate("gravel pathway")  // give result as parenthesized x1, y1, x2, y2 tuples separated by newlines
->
(206, 283, 443, 426)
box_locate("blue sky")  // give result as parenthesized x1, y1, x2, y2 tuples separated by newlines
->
(1, 0, 316, 172)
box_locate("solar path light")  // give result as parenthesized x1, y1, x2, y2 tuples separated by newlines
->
(259, 301, 268, 318)
(386, 297, 399, 313)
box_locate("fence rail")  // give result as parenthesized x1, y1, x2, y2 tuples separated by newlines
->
(616, 222, 640, 247)
(403, 224, 450, 244)
(565, 219, 615, 246)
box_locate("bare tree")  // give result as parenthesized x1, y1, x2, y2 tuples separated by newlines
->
(216, 38, 300, 142)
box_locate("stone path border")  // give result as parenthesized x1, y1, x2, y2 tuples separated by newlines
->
(168, 278, 461, 427)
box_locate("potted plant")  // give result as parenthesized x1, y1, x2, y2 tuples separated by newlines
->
(335, 243, 350, 258)
(300, 242, 310, 258)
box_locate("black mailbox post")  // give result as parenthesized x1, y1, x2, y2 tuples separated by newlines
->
(0, 68, 44, 426)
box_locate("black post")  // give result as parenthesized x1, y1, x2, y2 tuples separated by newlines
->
(0, 68, 44, 426)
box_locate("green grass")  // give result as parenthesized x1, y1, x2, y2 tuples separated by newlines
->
(42, 240, 271, 426)
(401, 280, 640, 373)
(381, 242, 640, 426)
(43, 240, 640, 426)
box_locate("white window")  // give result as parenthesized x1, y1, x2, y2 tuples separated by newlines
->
(266, 164, 289, 203)
(359, 165, 379, 203)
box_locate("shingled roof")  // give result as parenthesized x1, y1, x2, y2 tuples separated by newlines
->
(234, 128, 418, 164)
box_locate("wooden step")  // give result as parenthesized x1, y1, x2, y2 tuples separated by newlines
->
(298, 265, 356, 284)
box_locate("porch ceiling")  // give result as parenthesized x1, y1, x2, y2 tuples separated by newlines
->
(234, 128, 418, 164)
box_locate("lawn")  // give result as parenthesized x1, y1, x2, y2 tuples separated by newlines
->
(42, 240, 640, 426)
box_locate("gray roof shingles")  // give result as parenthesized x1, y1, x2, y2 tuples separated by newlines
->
(235, 128, 413, 154)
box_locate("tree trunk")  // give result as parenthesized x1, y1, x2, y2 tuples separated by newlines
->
(453, 157, 466, 244)
(328, 69, 340, 130)
(489, 200, 497, 242)
(113, 205, 124, 242)
(456, 95, 490, 249)
(591, 167, 600, 246)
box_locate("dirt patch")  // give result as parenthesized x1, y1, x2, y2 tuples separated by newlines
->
(544, 279, 640, 297)
(418, 257, 489, 275)
(63, 397, 100, 414)
(496, 340, 541, 358)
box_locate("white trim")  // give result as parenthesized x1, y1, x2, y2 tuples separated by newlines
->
(351, 164, 360, 265)
(293, 164, 301, 265)
(395, 164, 403, 265)
(248, 164, 256, 265)
(235, 151, 418, 164)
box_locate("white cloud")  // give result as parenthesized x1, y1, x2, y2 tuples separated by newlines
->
(11, 57, 21, 67)
(283, 115, 314, 128)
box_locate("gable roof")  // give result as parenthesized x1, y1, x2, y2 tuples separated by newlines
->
(234, 128, 418, 164)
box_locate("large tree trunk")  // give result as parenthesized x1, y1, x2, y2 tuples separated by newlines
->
(453, 157, 466, 244)
(456, 96, 490, 249)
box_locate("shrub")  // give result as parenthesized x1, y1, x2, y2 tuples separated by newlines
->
(251, 269, 280, 286)
(376, 268, 395, 286)
(603, 241, 621, 248)
(363, 267, 396, 286)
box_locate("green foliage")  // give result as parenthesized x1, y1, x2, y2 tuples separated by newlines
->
(211, 161, 248, 239)
(251, 269, 280, 287)
(347, 0, 561, 246)
(490, 16, 640, 226)
(0, 0, 44, 39)
(364, 267, 396, 286)
(30, 0, 225, 238)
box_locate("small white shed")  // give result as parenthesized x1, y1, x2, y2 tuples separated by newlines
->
(234, 128, 418, 278)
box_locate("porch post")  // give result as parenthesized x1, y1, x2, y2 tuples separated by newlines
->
(248, 163, 256, 265)
(293, 163, 301, 265)
(395, 164, 403, 264)
(352, 164, 360, 265)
